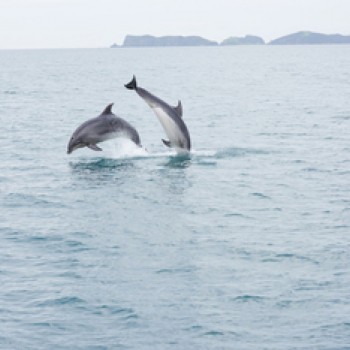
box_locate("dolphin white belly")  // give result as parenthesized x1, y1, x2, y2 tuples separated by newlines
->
(153, 107, 185, 146)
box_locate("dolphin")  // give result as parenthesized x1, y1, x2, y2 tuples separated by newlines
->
(67, 103, 141, 154)
(125, 76, 191, 152)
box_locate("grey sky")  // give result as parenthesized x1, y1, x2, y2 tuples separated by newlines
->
(0, 0, 349, 49)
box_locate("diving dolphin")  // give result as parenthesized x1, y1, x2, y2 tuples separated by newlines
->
(125, 76, 191, 152)
(67, 103, 141, 154)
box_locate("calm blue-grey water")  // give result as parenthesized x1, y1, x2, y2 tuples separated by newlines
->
(1, 46, 350, 349)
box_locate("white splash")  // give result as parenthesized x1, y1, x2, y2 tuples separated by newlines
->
(190, 148, 217, 157)
(103, 139, 149, 159)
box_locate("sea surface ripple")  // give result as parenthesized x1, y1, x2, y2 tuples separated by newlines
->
(1, 46, 350, 349)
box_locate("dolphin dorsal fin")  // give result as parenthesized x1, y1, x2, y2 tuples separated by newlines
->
(101, 103, 114, 115)
(173, 100, 183, 118)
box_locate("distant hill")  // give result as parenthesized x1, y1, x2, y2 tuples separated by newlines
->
(269, 31, 350, 45)
(221, 35, 265, 45)
(122, 35, 218, 47)
(110, 32, 350, 48)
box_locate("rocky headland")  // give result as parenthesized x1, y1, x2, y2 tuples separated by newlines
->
(110, 32, 350, 48)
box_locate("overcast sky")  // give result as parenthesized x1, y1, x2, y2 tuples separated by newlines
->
(0, 0, 349, 49)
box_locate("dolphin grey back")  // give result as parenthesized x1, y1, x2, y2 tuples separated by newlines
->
(99, 103, 141, 146)
(105, 114, 141, 146)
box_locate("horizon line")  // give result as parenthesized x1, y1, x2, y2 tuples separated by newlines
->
(1, 30, 350, 50)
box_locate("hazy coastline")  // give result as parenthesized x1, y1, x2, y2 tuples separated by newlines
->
(111, 31, 350, 48)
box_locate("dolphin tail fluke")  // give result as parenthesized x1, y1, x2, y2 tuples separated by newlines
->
(125, 75, 137, 90)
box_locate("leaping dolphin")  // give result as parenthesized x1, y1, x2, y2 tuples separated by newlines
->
(67, 103, 141, 154)
(125, 76, 191, 152)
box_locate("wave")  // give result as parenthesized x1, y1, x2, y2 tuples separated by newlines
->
(68, 140, 269, 172)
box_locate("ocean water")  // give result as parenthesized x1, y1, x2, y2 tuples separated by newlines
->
(0, 46, 349, 349)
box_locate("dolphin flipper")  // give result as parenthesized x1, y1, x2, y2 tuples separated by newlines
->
(88, 144, 103, 152)
(162, 139, 172, 148)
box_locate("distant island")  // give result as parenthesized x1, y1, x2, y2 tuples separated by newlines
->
(221, 35, 265, 45)
(111, 32, 350, 48)
(122, 35, 218, 47)
(269, 31, 350, 45)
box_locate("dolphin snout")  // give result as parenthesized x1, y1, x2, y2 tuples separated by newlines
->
(67, 138, 78, 155)
(67, 139, 85, 154)
(67, 143, 79, 155)
(67, 140, 74, 154)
